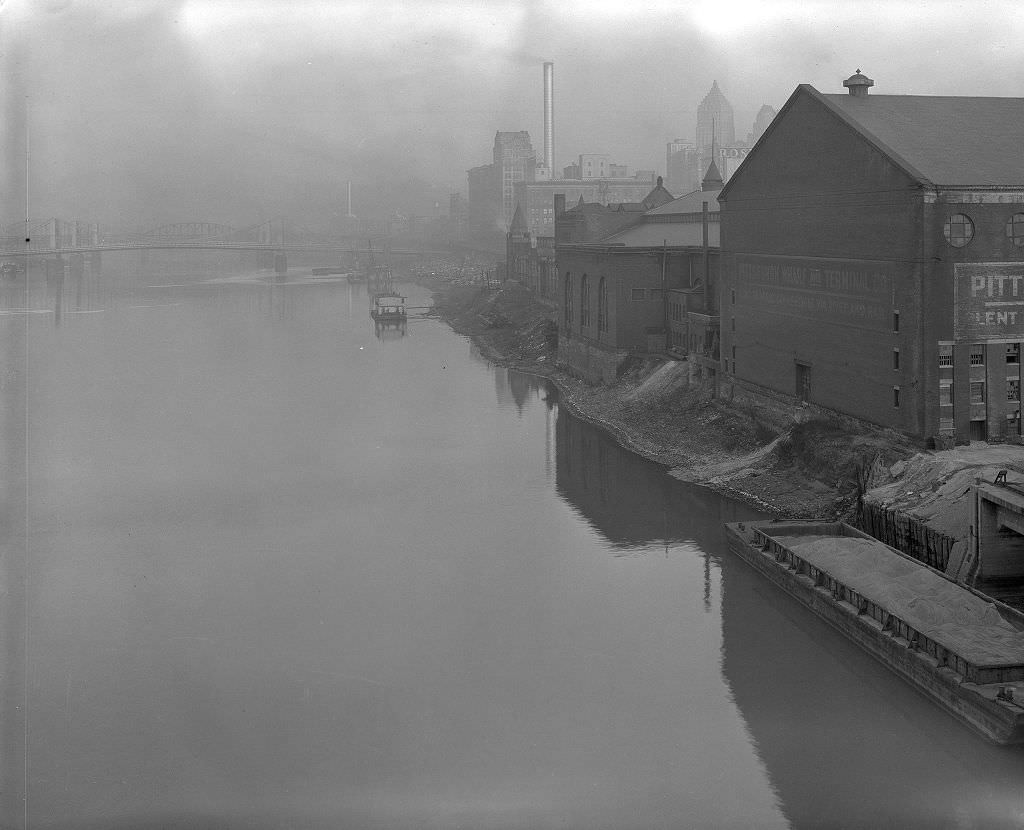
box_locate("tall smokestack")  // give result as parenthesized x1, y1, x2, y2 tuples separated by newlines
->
(543, 61, 554, 173)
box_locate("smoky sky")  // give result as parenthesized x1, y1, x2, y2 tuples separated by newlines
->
(4, 0, 1024, 232)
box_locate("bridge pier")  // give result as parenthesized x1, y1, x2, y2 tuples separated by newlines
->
(46, 258, 65, 324)
(274, 252, 287, 279)
(89, 251, 102, 276)
(69, 253, 85, 309)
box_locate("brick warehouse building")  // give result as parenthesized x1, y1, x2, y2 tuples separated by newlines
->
(556, 175, 723, 383)
(718, 71, 1024, 444)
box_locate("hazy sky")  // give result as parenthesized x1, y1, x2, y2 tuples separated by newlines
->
(4, 0, 1024, 230)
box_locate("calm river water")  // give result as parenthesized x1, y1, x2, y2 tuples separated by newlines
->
(3, 267, 1024, 829)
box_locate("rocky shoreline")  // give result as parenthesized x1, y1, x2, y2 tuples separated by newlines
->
(422, 276, 917, 520)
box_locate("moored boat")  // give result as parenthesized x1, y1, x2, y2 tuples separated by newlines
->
(370, 292, 406, 321)
(724, 519, 1024, 744)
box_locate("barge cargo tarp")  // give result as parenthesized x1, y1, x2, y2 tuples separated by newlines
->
(772, 535, 1024, 665)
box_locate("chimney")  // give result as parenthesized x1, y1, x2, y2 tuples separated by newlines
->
(843, 69, 874, 97)
(543, 62, 554, 173)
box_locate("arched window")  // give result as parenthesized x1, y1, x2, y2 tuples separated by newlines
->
(564, 272, 574, 328)
(580, 275, 590, 327)
(597, 276, 608, 332)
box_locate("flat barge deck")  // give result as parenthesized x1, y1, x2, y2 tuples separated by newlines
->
(725, 520, 1024, 744)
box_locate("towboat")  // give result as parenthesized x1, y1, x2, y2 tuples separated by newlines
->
(370, 293, 406, 321)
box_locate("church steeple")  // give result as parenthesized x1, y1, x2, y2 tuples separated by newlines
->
(701, 120, 724, 192)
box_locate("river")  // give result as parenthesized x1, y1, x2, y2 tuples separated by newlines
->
(2, 266, 1024, 829)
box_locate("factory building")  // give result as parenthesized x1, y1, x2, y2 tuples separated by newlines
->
(719, 71, 1024, 444)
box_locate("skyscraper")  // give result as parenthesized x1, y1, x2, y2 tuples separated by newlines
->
(747, 104, 778, 145)
(696, 81, 735, 152)
(493, 131, 536, 229)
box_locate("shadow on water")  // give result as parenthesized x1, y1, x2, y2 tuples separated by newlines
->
(553, 400, 763, 552)
(548, 385, 1024, 827)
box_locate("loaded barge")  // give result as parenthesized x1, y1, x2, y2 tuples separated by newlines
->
(725, 520, 1024, 744)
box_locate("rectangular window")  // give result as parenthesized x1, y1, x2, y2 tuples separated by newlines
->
(893, 386, 901, 408)
(970, 346, 985, 366)
(1008, 343, 1021, 364)
(731, 317, 735, 332)
(893, 348, 900, 370)
(732, 345, 736, 373)
(939, 345, 953, 367)
(631, 288, 645, 301)
(939, 417, 955, 434)
(731, 289, 736, 305)
(1010, 379, 1020, 402)
(939, 383, 953, 406)
(893, 310, 900, 332)
(970, 381, 986, 404)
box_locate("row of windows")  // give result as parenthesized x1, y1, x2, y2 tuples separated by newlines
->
(938, 343, 1020, 366)
(938, 380, 1021, 405)
(942, 212, 1024, 248)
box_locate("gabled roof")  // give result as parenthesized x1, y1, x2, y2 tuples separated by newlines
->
(645, 189, 721, 215)
(817, 89, 1024, 186)
(639, 177, 676, 210)
(723, 82, 1024, 196)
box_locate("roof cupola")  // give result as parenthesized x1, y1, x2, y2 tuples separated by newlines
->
(843, 69, 874, 97)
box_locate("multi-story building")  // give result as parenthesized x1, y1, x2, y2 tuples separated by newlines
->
(696, 81, 736, 156)
(467, 163, 498, 233)
(555, 175, 729, 383)
(719, 70, 1024, 445)
(494, 131, 536, 229)
(578, 154, 610, 179)
(512, 175, 660, 238)
(666, 138, 698, 194)
(746, 104, 778, 145)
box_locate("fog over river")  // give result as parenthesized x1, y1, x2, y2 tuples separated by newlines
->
(2, 266, 1024, 829)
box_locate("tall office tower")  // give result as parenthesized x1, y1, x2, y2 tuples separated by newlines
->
(747, 104, 778, 145)
(493, 131, 536, 228)
(696, 81, 735, 152)
(543, 62, 554, 175)
(666, 138, 697, 194)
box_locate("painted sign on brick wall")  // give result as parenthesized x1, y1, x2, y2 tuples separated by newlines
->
(736, 255, 892, 327)
(954, 263, 1024, 340)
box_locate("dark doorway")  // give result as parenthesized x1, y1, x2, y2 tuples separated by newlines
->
(795, 362, 811, 403)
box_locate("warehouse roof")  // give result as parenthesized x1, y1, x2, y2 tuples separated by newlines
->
(814, 86, 1024, 188)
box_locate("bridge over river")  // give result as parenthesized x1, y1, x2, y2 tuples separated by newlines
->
(0, 218, 453, 260)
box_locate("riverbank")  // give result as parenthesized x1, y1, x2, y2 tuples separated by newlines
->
(421, 274, 1024, 566)
(422, 276, 919, 519)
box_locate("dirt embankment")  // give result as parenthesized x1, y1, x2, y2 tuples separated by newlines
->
(425, 278, 931, 521)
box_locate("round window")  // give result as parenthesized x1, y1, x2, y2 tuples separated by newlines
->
(1007, 213, 1024, 246)
(944, 214, 974, 247)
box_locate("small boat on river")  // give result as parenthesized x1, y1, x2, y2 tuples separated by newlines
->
(370, 292, 406, 321)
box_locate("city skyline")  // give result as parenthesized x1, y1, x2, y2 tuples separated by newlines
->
(5, 0, 1024, 228)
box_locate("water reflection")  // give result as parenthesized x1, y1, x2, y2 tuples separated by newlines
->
(720, 556, 1024, 828)
(493, 368, 551, 414)
(552, 401, 1024, 826)
(12, 274, 1024, 828)
(554, 405, 756, 551)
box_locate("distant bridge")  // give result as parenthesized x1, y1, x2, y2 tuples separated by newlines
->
(0, 218, 452, 258)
